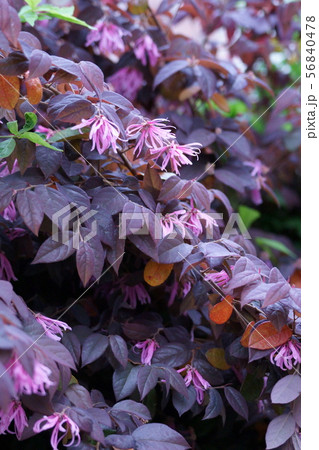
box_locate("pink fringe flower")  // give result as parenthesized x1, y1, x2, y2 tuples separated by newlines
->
(7, 357, 54, 396)
(35, 314, 72, 341)
(244, 159, 270, 205)
(33, 412, 80, 450)
(0, 253, 17, 281)
(122, 283, 151, 308)
(135, 339, 160, 365)
(36, 125, 55, 139)
(86, 21, 130, 58)
(270, 339, 301, 371)
(177, 365, 211, 404)
(161, 210, 186, 237)
(134, 35, 160, 66)
(180, 198, 217, 237)
(0, 401, 28, 439)
(126, 118, 175, 157)
(148, 141, 201, 175)
(109, 67, 144, 101)
(72, 115, 120, 155)
(204, 270, 230, 287)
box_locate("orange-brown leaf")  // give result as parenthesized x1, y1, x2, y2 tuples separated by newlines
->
(144, 260, 173, 287)
(206, 348, 230, 370)
(211, 93, 230, 112)
(248, 322, 292, 350)
(25, 77, 43, 105)
(240, 321, 255, 348)
(0, 75, 20, 110)
(209, 296, 234, 324)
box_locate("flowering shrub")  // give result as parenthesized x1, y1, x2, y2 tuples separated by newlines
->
(0, 0, 300, 449)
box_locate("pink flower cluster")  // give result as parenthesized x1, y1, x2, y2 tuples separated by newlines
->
(134, 35, 160, 66)
(177, 365, 211, 404)
(7, 356, 54, 396)
(122, 283, 151, 308)
(204, 266, 234, 287)
(161, 209, 187, 237)
(204, 270, 230, 287)
(126, 118, 201, 174)
(108, 67, 144, 101)
(86, 21, 130, 58)
(33, 412, 80, 450)
(244, 159, 270, 205)
(0, 401, 28, 439)
(180, 198, 217, 237)
(270, 339, 301, 371)
(72, 115, 120, 155)
(35, 313, 72, 341)
(135, 339, 160, 365)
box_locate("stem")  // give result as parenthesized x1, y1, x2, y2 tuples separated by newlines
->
(118, 151, 138, 177)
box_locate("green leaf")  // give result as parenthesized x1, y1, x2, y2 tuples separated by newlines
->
(18, 132, 63, 151)
(48, 127, 90, 143)
(0, 139, 16, 159)
(19, 5, 39, 26)
(37, 5, 94, 29)
(25, 0, 41, 9)
(6, 121, 18, 135)
(240, 373, 264, 402)
(238, 205, 261, 229)
(21, 112, 38, 133)
(255, 237, 296, 258)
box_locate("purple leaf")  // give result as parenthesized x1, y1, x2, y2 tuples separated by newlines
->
(79, 60, 104, 96)
(32, 235, 76, 264)
(224, 386, 248, 420)
(293, 395, 301, 427)
(0, 182, 13, 212)
(137, 365, 161, 399)
(37, 336, 76, 369)
(34, 185, 69, 220)
(47, 93, 95, 123)
(158, 235, 193, 264)
(101, 91, 134, 111)
(36, 146, 63, 178)
(265, 413, 296, 449)
(262, 281, 290, 307)
(132, 423, 190, 450)
(0, 52, 29, 75)
(16, 189, 44, 235)
(204, 388, 224, 420)
(61, 332, 81, 366)
(111, 399, 151, 421)
(92, 187, 128, 215)
(152, 343, 191, 368)
(271, 375, 301, 404)
(154, 60, 189, 87)
(28, 50, 52, 78)
(81, 333, 109, 367)
(76, 240, 95, 286)
(109, 335, 128, 368)
(65, 384, 93, 409)
(161, 367, 188, 397)
(172, 386, 197, 416)
(105, 435, 135, 449)
(113, 364, 140, 401)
